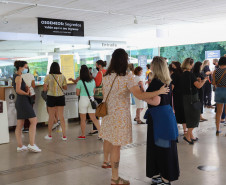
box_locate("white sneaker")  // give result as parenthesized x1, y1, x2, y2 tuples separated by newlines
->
(44, 135, 52, 140)
(61, 136, 67, 141)
(17, 145, 28, 152)
(27, 144, 42, 153)
(52, 122, 60, 130)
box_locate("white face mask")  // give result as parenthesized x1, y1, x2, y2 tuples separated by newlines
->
(22, 68, 28, 74)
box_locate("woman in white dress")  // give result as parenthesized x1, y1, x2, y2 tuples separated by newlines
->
(134, 66, 146, 124)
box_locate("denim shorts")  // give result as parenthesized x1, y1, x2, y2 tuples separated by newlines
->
(215, 87, 226, 104)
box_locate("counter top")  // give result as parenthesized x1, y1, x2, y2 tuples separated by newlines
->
(0, 83, 76, 101)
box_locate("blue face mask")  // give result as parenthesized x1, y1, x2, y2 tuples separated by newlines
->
(22, 68, 28, 74)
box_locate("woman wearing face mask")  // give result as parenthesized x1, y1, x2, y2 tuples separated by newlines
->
(13, 61, 41, 153)
(89, 60, 107, 135)
(22, 66, 36, 133)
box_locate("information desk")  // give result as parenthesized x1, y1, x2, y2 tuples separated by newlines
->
(0, 101, 10, 144)
(0, 84, 79, 127)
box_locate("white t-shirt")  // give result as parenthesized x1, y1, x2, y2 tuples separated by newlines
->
(134, 76, 142, 84)
(22, 73, 35, 96)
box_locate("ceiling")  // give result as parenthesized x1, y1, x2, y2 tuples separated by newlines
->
(1, 0, 226, 38)
(1, 0, 226, 62)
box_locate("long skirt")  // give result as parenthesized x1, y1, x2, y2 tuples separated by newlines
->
(183, 93, 200, 128)
(146, 115, 180, 181)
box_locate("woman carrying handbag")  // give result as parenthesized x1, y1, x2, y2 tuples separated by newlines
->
(76, 65, 100, 140)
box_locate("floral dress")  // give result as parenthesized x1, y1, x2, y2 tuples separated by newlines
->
(99, 73, 137, 146)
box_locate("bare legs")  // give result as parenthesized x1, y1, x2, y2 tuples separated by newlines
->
(182, 123, 187, 134)
(103, 140, 111, 163)
(47, 106, 66, 137)
(103, 140, 126, 184)
(15, 117, 37, 147)
(47, 107, 56, 136)
(136, 108, 143, 123)
(185, 128, 194, 142)
(15, 120, 25, 147)
(216, 103, 225, 132)
(79, 113, 100, 136)
(56, 106, 66, 137)
(80, 114, 86, 137)
(28, 117, 38, 146)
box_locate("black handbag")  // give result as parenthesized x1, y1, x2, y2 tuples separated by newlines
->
(28, 95, 35, 104)
(82, 80, 98, 109)
(189, 73, 202, 110)
(41, 91, 47, 102)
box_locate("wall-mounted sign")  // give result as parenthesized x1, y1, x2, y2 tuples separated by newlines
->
(89, 40, 127, 50)
(60, 55, 75, 83)
(38, 17, 84, 37)
(138, 55, 147, 79)
(205, 50, 221, 59)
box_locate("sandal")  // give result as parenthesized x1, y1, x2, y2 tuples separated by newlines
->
(111, 177, 130, 185)
(183, 137, 194, 145)
(137, 120, 145, 124)
(102, 162, 111, 169)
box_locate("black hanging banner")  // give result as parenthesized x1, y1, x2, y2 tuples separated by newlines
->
(38, 17, 84, 37)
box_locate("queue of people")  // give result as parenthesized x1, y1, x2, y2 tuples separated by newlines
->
(12, 50, 226, 185)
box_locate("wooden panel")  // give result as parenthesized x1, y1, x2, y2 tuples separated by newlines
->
(0, 87, 5, 101)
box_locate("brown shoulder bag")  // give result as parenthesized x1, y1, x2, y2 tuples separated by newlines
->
(96, 75, 117, 117)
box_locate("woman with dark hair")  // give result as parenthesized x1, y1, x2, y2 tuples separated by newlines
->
(43, 62, 67, 141)
(213, 56, 226, 135)
(181, 58, 208, 144)
(201, 60, 214, 108)
(134, 66, 146, 124)
(193, 62, 207, 122)
(76, 65, 100, 139)
(13, 61, 41, 152)
(99, 48, 170, 185)
(171, 61, 187, 135)
(89, 60, 107, 135)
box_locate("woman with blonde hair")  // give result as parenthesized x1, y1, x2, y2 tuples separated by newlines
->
(145, 56, 179, 185)
(181, 58, 208, 144)
(99, 49, 169, 185)
(201, 60, 214, 108)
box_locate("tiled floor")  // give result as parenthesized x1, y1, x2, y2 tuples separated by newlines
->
(0, 106, 226, 185)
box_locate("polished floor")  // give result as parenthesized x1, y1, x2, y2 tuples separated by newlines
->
(0, 106, 226, 185)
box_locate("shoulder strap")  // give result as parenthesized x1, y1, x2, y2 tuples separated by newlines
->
(105, 75, 117, 102)
(216, 70, 226, 86)
(212, 70, 216, 85)
(51, 74, 64, 94)
(100, 71, 103, 86)
(82, 80, 91, 100)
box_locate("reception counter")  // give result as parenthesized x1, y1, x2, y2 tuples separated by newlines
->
(0, 84, 79, 127)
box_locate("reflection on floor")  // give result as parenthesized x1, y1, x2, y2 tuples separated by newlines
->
(0, 106, 226, 185)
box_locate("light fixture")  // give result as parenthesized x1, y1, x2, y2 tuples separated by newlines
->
(134, 16, 138, 24)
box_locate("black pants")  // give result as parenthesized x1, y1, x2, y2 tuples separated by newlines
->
(203, 83, 212, 106)
(93, 98, 103, 130)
